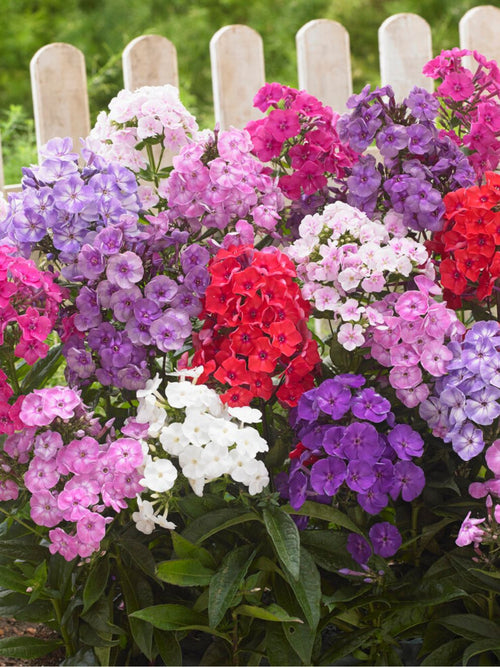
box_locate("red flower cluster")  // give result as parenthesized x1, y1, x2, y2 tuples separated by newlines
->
(429, 172, 500, 308)
(0, 245, 64, 434)
(245, 83, 358, 201)
(191, 244, 320, 407)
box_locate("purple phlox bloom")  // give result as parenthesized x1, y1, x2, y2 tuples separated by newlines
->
(106, 251, 144, 288)
(351, 388, 391, 423)
(117, 363, 150, 390)
(100, 332, 134, 369)
(11, 209, 47, 244)
(144, 275, 178, 305)
(36, 158, 78, 183)
(288, 468, 309, 511)
(77, 244, 105, 280)
(462, 339, 497, 376)
(89, 172, 121, 201)
(455, 511, 486, 547)
(465, 386, 500, 426)
(336, 374, 366, 389)
(387, 424, 424, 460)
(149, 310, 191, 352)
(369, 522, 402, 558)
(297, 388, 320, 421)
(404, 87, 439, 121)
(358, 488, 389, 515)
(341, 422, 382, 461)
(66, 346, 96, 379)
(315, 379, 352, 420)
(310, 457, 346, 496)
(347, 155, 382, 198)
(94, 226, 123, 255)
(347, 533, 372, 565)
(371, 458, 394, 494)
(53, 174, 94, 213)
(171, 287, 202, 317)
(133, 298, 162, 326)
(390, 460, 425, 501)
(406, 124, 433, 155)
(39, 137, 80, 162)
(300, 423, 332, 451)
(322, 426, 346, 457)
(110, 286, 142, 323)
(183, 266, 210, 296)
(376, 124, 408, 158)
(346, 460, 375, 493)
(451, 421, 484, 461)
(439, 386, 466, 427)
(87, 322, 119, 350)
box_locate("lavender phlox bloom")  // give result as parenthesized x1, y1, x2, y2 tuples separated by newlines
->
(351, 388, 391, 423)
(110, 286, 142, 322)
(77, 244, 105, 280)
(452, 422, 485, 461)
(387, 424, 424, 460)
(310, 458, 346, 496)
(376, 124, 408, 158)
(315, 379, 351, 419)
(464, 386, 500, 426)
(346, 155, 382, 198)
(94, 226, 123, 255)
(144, 275, 178, 305)
(66, 347, 96, 379)
(149, 310, 191, 352)
(106, 251, 144, 288)
(53, 174, 94, 213)
(390, 460, 425, 501)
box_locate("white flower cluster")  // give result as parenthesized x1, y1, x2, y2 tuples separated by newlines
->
(132, 372, 270, 533)
(287, 201, 433, 350)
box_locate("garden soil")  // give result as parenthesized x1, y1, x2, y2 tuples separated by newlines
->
(0, 617, 63, 666)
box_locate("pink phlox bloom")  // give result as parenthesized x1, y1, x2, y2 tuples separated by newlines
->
(30, 490, 63, 527)
(57, 485, 99, 521)
(420, 341, 453, 376)
(395, 291, 428, 321)
(62, 437, 100, 475)
(455, 511, 486, 547)
(34, 430, 64, 461)
(267, 108, 301, 142)
(395, 383, 430, 409)
(42, 386, 81, 420)
(76, 509, 109, 545)
(389, 365, 422, 390)
(24, 457, 60, 493)
(20, 392, 53, 427)
(485, 439, 500, 476)
(0, 479, 19, 501)
(337, 323, 365, 351)
(48, 528, 79, 561)
(438, 71, 475, 101)
(107, 438, 145, 473)
(3, 429, 35, 463)
(390, 343, 420, 368)
(469, 478, 500, 499)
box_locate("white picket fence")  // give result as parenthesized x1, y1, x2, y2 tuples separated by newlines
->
(2, 4, 500, 193)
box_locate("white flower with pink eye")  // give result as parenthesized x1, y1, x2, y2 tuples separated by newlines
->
(337, 323, 365, 351)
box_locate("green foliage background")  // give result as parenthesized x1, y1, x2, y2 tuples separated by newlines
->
(0, 0, 490, 183)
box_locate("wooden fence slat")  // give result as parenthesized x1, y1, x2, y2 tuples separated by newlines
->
(379, 13, 433, 100)
(210, 25, 265, 130)
(123, 34, 178, 90)
(296, 19, 352, 114)
(30, 43, 90, 158)
(459, 5, 500, 65)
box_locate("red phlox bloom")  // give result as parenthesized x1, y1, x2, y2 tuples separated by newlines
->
(440, 258, 467, 296)
(454, 249, 488, 282)
(213, 355, 248, 386)
(248, 337, 280, 373)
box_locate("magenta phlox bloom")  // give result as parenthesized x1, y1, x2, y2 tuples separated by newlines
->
(455, 511, 486, 547)
(369, 522, 402, 557)
(107, 438, 145, 473)
(30, 490, 63, 527)
(24, 457, 60, 493)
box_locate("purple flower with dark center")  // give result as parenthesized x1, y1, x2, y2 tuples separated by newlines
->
(404, 87, 439, 121)
(125, 317, 153, 346)
(346, 460, 375, 493)
(106, 251, 144, 289)
(315, 379, 351, 420)
(66, 347, 96, 379)
(184, 266, 210, 296)
(369, 522, 402, 558)
(347, 533, 372, 565)
(296, 388, 320, 421)
(171, 288, 201, 317)
(117, 363, 150, 390)
(94, 226, 123, 255)
(347, 155, 382, 198)
(341, 422, 381, 461)
(465, 386, 500, 426)
(351, 388, 391, 423)
(310, 458, 346, 496)
(133, 298, 162, 326)
(300, 423, 331, 451)
(87, 323, 117, 350)
(110, 287, 142, 322)
(387, 424, 424, 460)
(53, 174, 94, 213)
(89, 173, 121, 201)
(406, 124, 433, 155)
(180, 244, 211, 273)
(150, 310, 191, 352)
(358, 488, 389, 515)
(36, 158, 78, 183)
(144, 275, 178, 305)
(390, 460, 425, 501)
(52, 218, 88, 255)
(322, 426, 346, 456)
(288, 469, 309, 511)
(376, 124, 408, 158)
(77, 244, 105, 280)
(100, 334, 133, 369)
(12, 210, 47, 243)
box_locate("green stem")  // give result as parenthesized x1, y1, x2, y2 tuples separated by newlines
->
(411, 502, 420, 567)
(488, 589, 494, 622)
(52, 597, 75, 657)
(0, 505, 45, 539)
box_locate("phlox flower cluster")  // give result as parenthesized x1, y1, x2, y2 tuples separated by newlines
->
(336, 84, 475, 231)
(245, 82, 358, 205)
(276, 374, 425, 519)
(365, 275, 464, 409)
(132, 373, 270, 527)
(87, 85, 198, 173)
(286, 201, 431, 351)
(420, 321, 500, 461)
(0, 245, 64, 434)
(0, 386, 144, 561)
(191, 244, 320, 408)
(346, 522, 403, 564)
(428, 172, 500, 308)
(159, 127, 285, 236)
(423, 49, 500, 179)
(456, 441, 500, 550)
(63, 228, 210, 390)
(1, 137, 141, 279)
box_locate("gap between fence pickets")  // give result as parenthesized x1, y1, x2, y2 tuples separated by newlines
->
(1, 5, 500, 194)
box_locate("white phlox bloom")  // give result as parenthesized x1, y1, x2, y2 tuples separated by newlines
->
(132, 497, 176, 534)
(140, 456, 177, 493)
(178, 444, 206, 480)
(181, 412, 216, 446)
(227, 405, 262, 424)
(234, 427, 268, 457)
(228, 450, 269, 493)
(136, 395, 167, 436)
(136, 374, 162, 399)
(159, 422, 190, 456)
(201, 443, 231, 478)
(207, 419, 239, 447)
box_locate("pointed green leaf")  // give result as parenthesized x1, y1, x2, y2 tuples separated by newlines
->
(156, 559, 214, 586)
(284, 501, 361, 533)
(20, 344, 63, 394)
(0, 564, 30, 594)
(171, 532, 216, 569)
(182, 508, 260, 544)
(153, 629, 182, 666)
(420, 639, 470, 666)
(462, 638, 500, 665)
(0, 636, 62, 660)
(265, 624, 302, 666)
(83, 556, 110, 612)
(234, 604, 303, 623)
(274, 576, 315, 664)
(131, 603, 207, 630)
(319, 628, 374, 665)
(288, 547, 321, 632)
(436, 614, 500, 640)
(208, 544, 255, 628)
(263, 506, 300, 580)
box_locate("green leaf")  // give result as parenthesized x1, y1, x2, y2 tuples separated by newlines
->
(436, 614, 500, 641)
(263, 506, 300, 581)
(60, 647, 98, 665)
(234, 603, 303, 623)
(462, 638, 500, 665)
(118, 566, 154, 660)
(283, 501, 361, 533)
(319, 628, 374, 665)
(265, 624, 302, 666)
(154, 629, 182, 666)
(0, 564, 30, 594)
(300, 530, 353, 572)
(0, 636, 62, 659)
(131, 604, 208, 630)
(83, 556, 110, 612)
(117, 538, 157, 578)
(20, 344, 63, 393)
(274, 577, 315, 664)
(208, 544, 255, 628)
(182, 508, 260, 544)
(157, 559, 214, 586)
(171, 532, 216, 569)
(420, 639, 470, 666)
(288, 547, 321, 632)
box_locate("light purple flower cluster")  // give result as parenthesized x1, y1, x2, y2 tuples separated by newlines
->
(1, 138, 141, 276)
(64, 240, 210, 390)
(276, 373, 425, 519)
(336, 85, 475, 231)
(365, 275, 464, 409)
(420, 321, 500, 461)
(0, 386, 144, 561)
(158, 128, 285, 235)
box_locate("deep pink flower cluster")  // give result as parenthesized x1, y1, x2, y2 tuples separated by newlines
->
(0, 244, 65, 434)
(159, 127, 284, 235)
(423, 48, 500, 178)
(0, 386, 144, 561)
(245, 83, 358, 201)
(365, 275, 464, 408)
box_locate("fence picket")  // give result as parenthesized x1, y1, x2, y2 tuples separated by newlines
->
(123, 34, 178, 90)
(459, 5, 500, 65)
(296, 19, 352, 114)
(379, 13, 433, 100)
(210, 25, 265, 130)
(30, 43, 90, 159)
